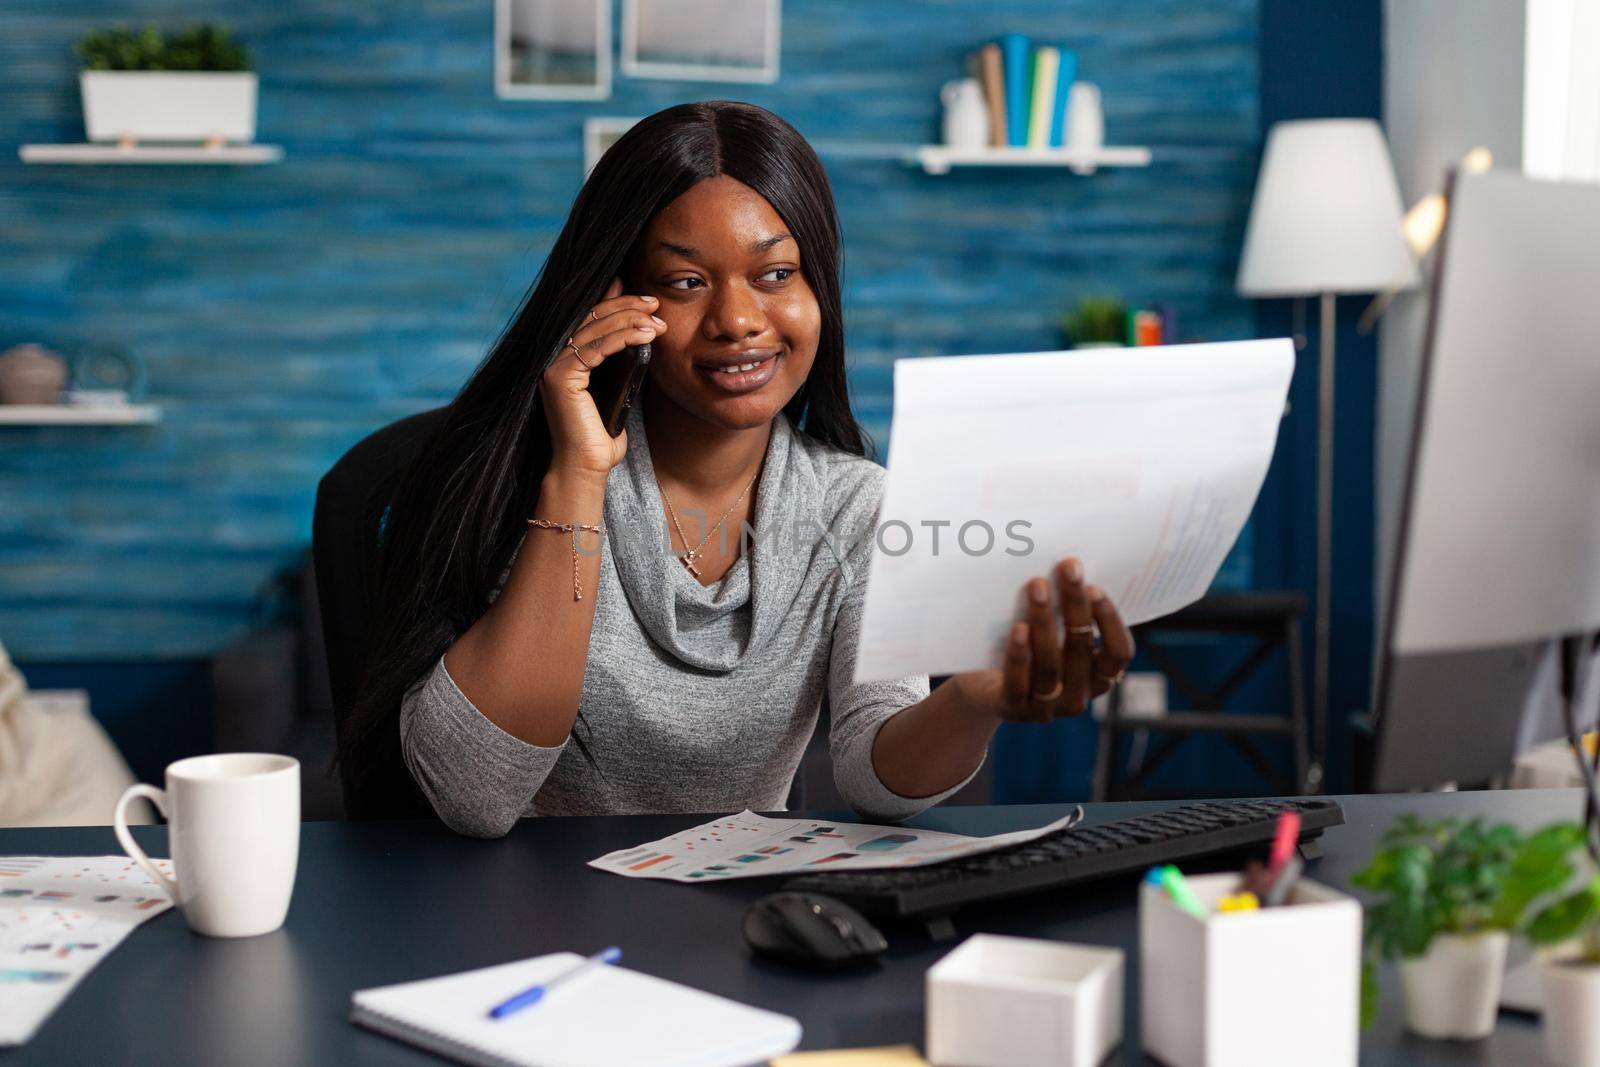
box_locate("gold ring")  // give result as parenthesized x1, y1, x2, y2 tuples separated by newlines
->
(591, 310, 600, 322)
(1096, 668, 1127, 687)
(1031, 680, 1065, 703)
(1065, 624, 1095, 637)
(567, 339, 594, 369)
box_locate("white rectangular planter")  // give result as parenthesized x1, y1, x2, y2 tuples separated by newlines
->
(81, 71, 257, 144)
(926, 933, 1123, 1067)
(1140, 873, 1361, 1067)
(1542, 957, 1600, 1067)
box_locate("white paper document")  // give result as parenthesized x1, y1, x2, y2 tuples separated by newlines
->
(589, 808, 1082, 883)
(0, 856, 176, 1046)
(853, 340, 1294, 683)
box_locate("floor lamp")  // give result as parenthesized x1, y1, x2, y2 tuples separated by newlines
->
(1236, 119, 1416, 791)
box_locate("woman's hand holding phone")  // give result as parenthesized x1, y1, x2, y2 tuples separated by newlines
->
(541, 277, 666, 482)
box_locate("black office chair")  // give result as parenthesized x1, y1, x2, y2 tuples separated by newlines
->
(313, 406, 447, 820)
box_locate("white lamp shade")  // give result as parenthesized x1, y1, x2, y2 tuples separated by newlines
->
(1237, 118, 1418, 297)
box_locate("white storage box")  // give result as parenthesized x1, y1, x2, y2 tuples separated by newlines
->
(81, 71, 258, 144)
(926, 933, 1123, 1067)
(1140, 873, 1361, 1067)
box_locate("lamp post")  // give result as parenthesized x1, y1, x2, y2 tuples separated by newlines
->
(1237, 118, 1417, 791)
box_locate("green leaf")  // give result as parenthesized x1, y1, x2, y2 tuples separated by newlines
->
(1496, 822, 1586, 928)
(1528, 878, 1600, 947)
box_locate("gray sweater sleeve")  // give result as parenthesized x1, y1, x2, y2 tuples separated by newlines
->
(824, 470, 983, 823)
(398, 656, 565, 838)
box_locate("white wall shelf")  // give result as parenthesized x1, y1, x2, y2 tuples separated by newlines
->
(19, 143, 283, 165)
(907, 144, 1153, 175)
(0, 404, 162, 426)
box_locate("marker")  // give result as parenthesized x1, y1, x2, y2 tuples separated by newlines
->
(1239, 858, 1273, 899)
(1159, 866, 1209, 920)
(1264, 855, 1304, 908)
(488, 947, 622, 1019)
(1218, 892, 1260, 913)
(1268, 810, 1301, 875)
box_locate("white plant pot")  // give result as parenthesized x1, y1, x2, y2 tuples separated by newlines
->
(1541, 956, 1600, 1067)
(1398, 931, 1509, 1039)
(80, 71, 257, 144)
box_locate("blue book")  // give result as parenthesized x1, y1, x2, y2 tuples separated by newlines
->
(998, 33, 1031, 148)
(1049, 49, 1078, 148)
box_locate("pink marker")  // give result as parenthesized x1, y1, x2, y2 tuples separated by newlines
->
(1269, 810, 1301, 875)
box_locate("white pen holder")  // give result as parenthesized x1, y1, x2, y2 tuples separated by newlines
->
(1139, 873, 1361, 1067)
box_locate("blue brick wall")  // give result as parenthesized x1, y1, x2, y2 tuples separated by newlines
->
(0, 0, 1259, 662)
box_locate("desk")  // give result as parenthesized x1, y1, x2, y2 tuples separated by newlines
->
(0, 790, 1581, 1066)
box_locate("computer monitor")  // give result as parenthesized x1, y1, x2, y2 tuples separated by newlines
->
(1370, 168, 1600, 792)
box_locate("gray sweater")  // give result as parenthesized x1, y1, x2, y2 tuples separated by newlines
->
(399, 403, 977, 838)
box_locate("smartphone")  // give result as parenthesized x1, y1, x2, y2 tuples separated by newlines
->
(588, 341, 651, 437)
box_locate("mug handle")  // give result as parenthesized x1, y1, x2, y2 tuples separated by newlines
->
(114, 784, 181, 906)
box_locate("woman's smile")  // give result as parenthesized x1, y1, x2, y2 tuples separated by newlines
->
(695, 347, 782, 394)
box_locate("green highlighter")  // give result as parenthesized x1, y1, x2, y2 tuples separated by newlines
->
(1159, 865, 1210, 920)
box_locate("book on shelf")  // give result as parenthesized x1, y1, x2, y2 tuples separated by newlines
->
(998, 33, 1031, 147)
(978, 42, 1006, 148)
(1027, 46, 1058, 148)
(1049, 49, 1078, 147)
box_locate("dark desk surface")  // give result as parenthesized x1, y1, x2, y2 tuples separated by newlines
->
(1, 790, 1582, 1066)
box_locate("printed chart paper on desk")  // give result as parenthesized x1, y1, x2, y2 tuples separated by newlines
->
(855, 340, 1294, 682)
(0, 856, 176, 1046)
(590, 808, 1082, 883)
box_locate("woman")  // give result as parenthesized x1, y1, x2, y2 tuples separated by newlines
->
(344, 100, 1134, 838)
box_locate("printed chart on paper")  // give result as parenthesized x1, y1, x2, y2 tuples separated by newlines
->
(0, 856, 176, 1046)
(589, 808, 1082, 883)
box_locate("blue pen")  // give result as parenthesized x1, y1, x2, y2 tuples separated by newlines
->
(488, 947, 622, 1020)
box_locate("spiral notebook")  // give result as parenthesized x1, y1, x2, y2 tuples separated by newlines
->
(350, 953, 801, 1067)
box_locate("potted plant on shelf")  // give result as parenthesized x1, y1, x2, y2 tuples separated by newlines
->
(1353, 815, 1531, 1039)
(75, 24, 255, 147)
(1518, 823, 1600, 1067)
(1063, 296, 1127, 349)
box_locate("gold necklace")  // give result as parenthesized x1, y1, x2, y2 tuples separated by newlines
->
(658, 465, 761, 578)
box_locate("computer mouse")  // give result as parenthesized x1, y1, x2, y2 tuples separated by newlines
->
(742, 892, 888, 971)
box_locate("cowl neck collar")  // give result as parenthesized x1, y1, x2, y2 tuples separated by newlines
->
(604, 401, 818, 672)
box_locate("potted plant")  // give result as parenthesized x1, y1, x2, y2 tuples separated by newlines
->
(1063, 297, 1127, 349)
(75, 24, 255, 146)
(1517, 823, 1600, 1067)
(1352, 815, 1529, 1039)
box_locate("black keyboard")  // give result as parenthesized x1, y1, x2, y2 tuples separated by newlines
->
(782, 798, 1343, 923)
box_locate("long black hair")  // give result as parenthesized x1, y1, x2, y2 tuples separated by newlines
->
(338, 100, 867, 812)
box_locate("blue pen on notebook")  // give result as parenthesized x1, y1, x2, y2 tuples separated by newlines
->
(488, 947, 622, 1020)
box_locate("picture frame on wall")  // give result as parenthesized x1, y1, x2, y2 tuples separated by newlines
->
(620, 0, 781, 84)
(496, 0, 612, 100)
(584, 117, 641, 176)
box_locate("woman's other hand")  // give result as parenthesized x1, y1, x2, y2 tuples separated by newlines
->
(948, 555, 1135, 723)
(541, 277, 667, 481)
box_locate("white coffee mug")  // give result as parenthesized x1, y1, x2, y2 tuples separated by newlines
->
(113, 753, 300, 938)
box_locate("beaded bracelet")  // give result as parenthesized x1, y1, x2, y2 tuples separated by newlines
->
(526, 518, 607, 601)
